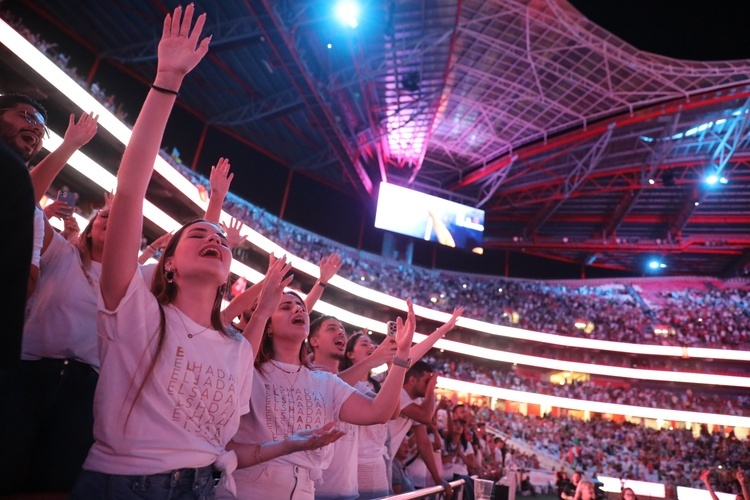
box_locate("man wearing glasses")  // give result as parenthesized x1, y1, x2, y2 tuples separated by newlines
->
(0, 94, 47, 369)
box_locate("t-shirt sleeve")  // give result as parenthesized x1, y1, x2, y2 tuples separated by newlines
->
(237, 342, 254, 415)
(329, 372, 359, 421)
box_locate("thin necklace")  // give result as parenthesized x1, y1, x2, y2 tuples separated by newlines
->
(174, 306, 212, 339)
(270, 360, 303, 400)
(270, 360, 302, 374)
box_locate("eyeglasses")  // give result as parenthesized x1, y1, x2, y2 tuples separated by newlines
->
(0, 107, 50, 138)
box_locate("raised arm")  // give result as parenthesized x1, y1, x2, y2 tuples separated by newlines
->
(409, 306, 464, 362)
(304, 253, 341, 312)
(241, 255, 293, 355)
(701, 471, 720, 500)
(400, 372, 438, 426)
(30, 112, 98, 202)
(138, 231, 173, 265)
(204, 157, 233, 223)
(339, 300, 416, 425)
(101, 5, 210, 309)
(737, 469, 748, 500)
(338, 335, 397, 387)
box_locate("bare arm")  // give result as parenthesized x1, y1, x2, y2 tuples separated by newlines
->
(304, 253, 341, 312)
(737, 469, 748, 500)
(409, 306, 464, 362)
(138, 231, 173, 265)
(701, 470, 720, 500)
(339, 300, 416, 425)
(101, 5, 210, 309)
(30, 112, 98, 202)
(414, 424, 453, 497)
(400, 372, 438, 426)
(221, 280, 262, 326)
(204, 157, 233, 223)
(228, 422, 346, 469)
(337, 335, 396, 387)
(241, 256, 293, 356)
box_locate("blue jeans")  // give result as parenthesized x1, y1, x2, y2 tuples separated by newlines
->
(70, 466, 217, 499)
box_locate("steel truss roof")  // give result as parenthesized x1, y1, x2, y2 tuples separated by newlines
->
(9, 0, 750, 276)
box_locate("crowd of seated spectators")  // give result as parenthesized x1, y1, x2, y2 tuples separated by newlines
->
(425, 354, 750, 416)
(480, 408, 749, 494)
(160, 148, 750, 352)
(1, 10, 130, 122)
(10, 12, 750, 354)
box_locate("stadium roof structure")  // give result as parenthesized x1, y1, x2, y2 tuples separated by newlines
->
(8, 0, 750, 277)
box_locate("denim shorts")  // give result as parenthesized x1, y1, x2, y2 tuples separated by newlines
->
(70, 465, 217, 499)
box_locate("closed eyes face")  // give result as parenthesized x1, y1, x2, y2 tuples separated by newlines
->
(270, 294, 309, 339)
(170, 221, 232, 278)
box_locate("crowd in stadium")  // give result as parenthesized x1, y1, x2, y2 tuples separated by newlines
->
(165, 152, 750, 352)
(2, 6, 748, 500)
(426, 355, 750, 417)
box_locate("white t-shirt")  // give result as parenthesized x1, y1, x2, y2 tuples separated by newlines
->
(443, 440, 473, 477)
(387, 389, 422, 459)
(23, 230, 101, 367)
(315, 420, 358, 499)
(355, 380, 389, 464)
(231, 362, 358, 490)
(83, 271, 254, 474)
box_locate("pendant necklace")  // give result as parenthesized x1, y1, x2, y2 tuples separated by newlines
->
(174, 306, 212, 339)
(270, 360, 302, 387)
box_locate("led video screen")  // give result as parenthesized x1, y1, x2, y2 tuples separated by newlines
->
(374, 182, 485, 251)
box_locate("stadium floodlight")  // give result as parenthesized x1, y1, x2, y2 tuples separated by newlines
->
(334, 0, 359, 29)
(7, 17, 750, 367)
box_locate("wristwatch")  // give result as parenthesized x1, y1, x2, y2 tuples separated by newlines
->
(392, 355, 412, 368)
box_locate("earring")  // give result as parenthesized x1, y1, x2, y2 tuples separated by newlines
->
(165, 268, 175, 283)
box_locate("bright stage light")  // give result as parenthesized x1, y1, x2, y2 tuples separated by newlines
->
(648, 260, 660, 269)
(706, 174, 719, 185)
(7, 17, 750, 380)
(334, 1, 359, 29)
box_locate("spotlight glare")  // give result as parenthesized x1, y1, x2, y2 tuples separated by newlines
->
(648, 261, 660, 269)
(334, 1, 359, 29)
(719, 176, 728, 184)
(706, 174, 719, 185)
(648, 178, 655, 185)
(327, 43, 332, 49)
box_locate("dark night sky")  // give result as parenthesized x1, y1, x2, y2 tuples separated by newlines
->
(569, 0, 750, 62)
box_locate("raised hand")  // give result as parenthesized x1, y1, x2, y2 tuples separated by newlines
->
(369, 335, 398, 367)
(150, 231, 174, 253)
(61, 214, 80, 242)
(700, 470, 711, 483)
(209, 157, 233, 201)
(62, 111, 98, 149)
(737, 468, 746, 485)
(221, 216, 245, 249)
(287, 422, 347, 452)
(156, 4, 210, 85)
(318, 253, 342, 284)
(254, 255, 294, 317)
(394, 299, 416, 353)
(44, 199, 73, 220)
(444, 306, 465, 331)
